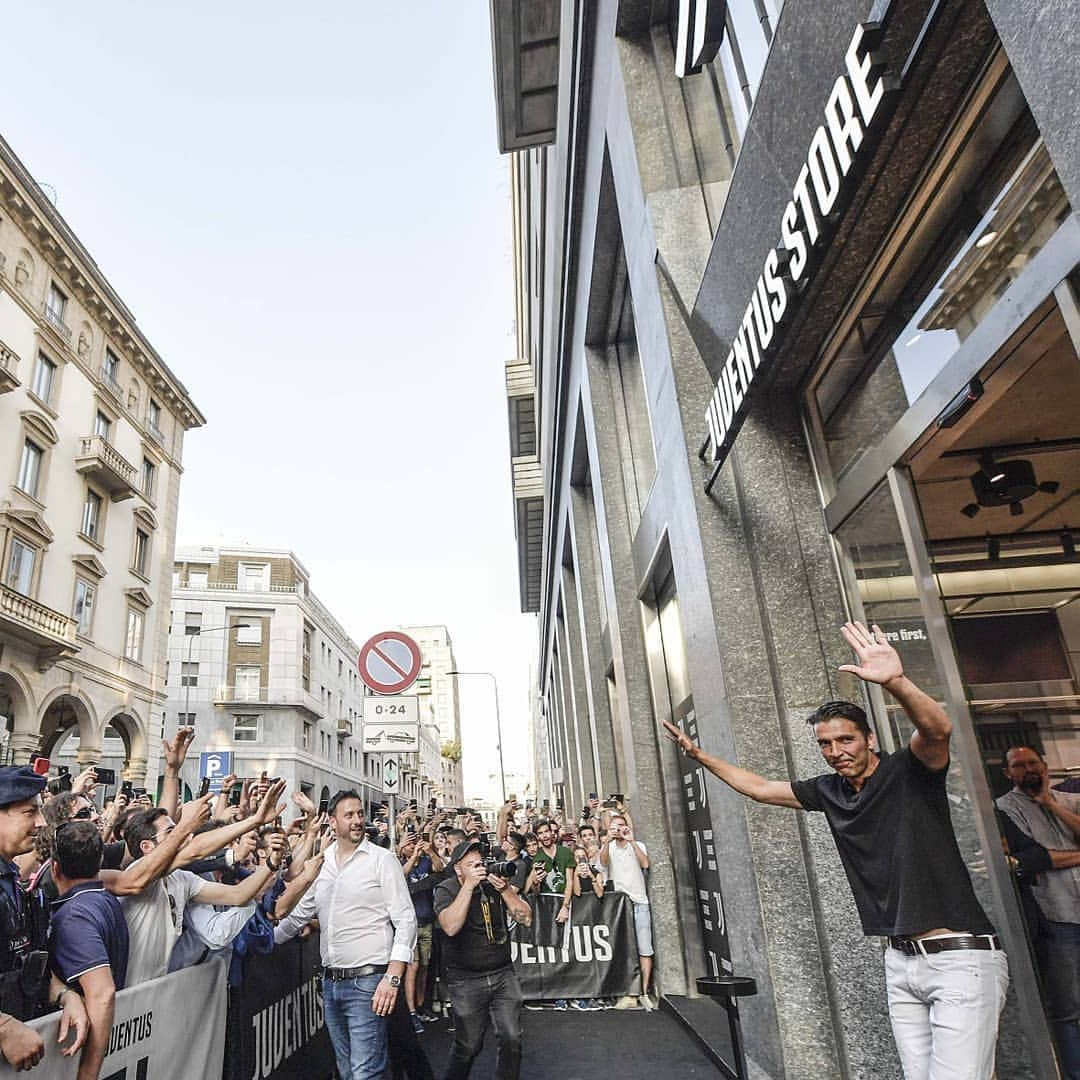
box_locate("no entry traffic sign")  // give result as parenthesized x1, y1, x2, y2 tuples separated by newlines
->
(358, 631, 422, 695)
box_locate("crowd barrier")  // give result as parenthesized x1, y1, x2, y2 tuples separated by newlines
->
(0, 959, 227, 1079)
(0, 891, 642, 1079)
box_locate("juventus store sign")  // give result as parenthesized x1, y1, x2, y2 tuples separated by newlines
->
(702, 22, 900, 487)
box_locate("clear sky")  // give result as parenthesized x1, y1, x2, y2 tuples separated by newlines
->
(4, 1, 537, 800)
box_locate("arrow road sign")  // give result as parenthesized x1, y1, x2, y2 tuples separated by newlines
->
(382, 756, 400, 794)
(358, 631, 422, 695)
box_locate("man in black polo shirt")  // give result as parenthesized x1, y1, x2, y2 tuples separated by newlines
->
(664, 621, 1009, 1080)
(434, 840, 533, 1080)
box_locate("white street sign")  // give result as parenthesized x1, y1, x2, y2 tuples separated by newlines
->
(363, 696, 419, 753)
(382, 756, 400, 794)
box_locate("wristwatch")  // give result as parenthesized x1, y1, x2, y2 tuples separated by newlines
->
(383, 974, 402, 989)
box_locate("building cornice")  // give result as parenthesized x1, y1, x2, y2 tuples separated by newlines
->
(0, 135, 206, 430)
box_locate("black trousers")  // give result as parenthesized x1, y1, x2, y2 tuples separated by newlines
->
(442, 966, 523, 1080)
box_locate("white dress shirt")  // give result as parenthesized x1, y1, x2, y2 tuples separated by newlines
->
(275, 838, 416, 967)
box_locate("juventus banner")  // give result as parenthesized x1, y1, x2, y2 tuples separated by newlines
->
(0, 960, 227, 1079)
(673, 695, 734, 978)
(224, 933, 335, 1080)
(510, 890, 641, 1000)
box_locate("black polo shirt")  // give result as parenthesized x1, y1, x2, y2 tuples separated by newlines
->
(791, 747, 995, 938)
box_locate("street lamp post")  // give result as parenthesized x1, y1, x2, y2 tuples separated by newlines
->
(447, 670, 506, 804)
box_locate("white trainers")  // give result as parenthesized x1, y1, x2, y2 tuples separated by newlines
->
(613, 995, 640, 1010)
(640, 993, 655, 1012)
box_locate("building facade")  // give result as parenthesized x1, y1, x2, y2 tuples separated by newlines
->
(166, 545, 381, 807)
(402, 624, 465, 805)
(493, 1, 1080, 1077)
(0, 133, 204, 787)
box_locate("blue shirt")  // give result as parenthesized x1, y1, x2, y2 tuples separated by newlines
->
(49, 881, 129, 989)
(408, 855, 435, 925)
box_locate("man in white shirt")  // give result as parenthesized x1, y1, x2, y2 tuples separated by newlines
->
(275, 789, 416, 1080)
(600, 813, 653, 1005)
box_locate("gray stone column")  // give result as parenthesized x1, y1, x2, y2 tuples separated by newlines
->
(8, 732, 40, 765)
(984, 0, 1080, 212)
(559, 563, 598, 807)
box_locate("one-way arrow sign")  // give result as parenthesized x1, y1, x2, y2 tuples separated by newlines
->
(382, 756, 399, 794)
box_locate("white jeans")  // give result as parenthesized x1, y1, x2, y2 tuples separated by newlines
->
(884, 946, 1009, 1080)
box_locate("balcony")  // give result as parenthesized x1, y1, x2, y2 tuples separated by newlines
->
(0, 340, 19, 394)
(0, 584, 79, 670)
(337, 718, 353, 737)
(75, 435, 137, 501)
(214, 685, 324, 718)
(98, 365, 123, 402)
(42, 303, 72, 344)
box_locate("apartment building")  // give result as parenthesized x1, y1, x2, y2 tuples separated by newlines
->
(493, 1, 1080, 1076)
(0, 133, 204, 785)
(402, 624, 465, 805)
(165, 545, 384, 806)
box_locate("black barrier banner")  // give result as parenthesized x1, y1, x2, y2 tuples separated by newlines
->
(510, 890, 641, 1000)
(225, 933, 336, 1080)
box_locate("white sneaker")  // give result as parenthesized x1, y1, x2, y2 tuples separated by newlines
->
(613, 995, 640, 1010)
(640, 993, 655, 1012)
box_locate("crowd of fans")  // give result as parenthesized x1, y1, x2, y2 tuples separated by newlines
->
(388, 790, 654, 1029)
(0, 726, 653, 1078)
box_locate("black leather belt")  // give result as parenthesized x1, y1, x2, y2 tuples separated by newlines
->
(322, 964, 388, 981)
(888, 934, 1001, 957)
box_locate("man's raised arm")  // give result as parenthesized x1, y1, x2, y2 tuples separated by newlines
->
(661, 721, 802, 808)
(101, 794, 213, 896)
(171, 780, 286, 869)
(839, 621, 951, 770)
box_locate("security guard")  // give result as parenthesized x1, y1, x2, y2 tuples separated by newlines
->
(0, 765, 87, 1069)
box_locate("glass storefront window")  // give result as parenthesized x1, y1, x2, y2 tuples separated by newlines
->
(833, 482, 946, 747)
(810, 69, 1072, 486)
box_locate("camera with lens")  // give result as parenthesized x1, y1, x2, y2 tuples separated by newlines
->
(484, 859, 518, 879)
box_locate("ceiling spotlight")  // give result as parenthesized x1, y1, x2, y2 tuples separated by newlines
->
(979, 455, 1006, 484)
(1010, 501, 1024, 517)
(975, 230, 999, 249)
(987, 537, 1001, 561)
(1063, 531, 1076, 558)
(961, 503, 981, 519)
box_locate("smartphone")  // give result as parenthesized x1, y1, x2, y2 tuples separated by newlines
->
(318, 796, 330, 817)
(198, 776, 211, 798)
(610, 793, 624, 803)
(589, 792, 597, 800)
(46, 773, 73, 796)
(132, 787, 147, 798)
(228, 785, 243, 807)
(30, 756, 50, 777)
(120, 780, 134, 799)
(95, 767, 116, 786)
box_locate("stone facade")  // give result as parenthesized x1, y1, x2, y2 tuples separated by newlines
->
(0, 132, 204, 788)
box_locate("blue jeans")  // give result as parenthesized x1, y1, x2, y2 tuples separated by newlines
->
(323, 974, 388, 1080)
(444, 966, 522, 1080)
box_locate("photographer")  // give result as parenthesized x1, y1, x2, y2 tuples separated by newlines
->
(435, 841, 532, 1080)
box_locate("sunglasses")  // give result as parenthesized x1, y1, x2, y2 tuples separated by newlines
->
(71, 808, 94, 820)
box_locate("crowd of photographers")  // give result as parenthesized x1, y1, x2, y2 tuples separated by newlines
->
(0, 726, 653, 1080)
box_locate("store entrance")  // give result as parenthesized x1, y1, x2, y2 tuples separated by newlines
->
(905, 288, 1080, 1076)
(908, 293, 1080, 793)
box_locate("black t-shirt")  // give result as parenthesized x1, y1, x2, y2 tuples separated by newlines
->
(433, 876, 512, 975)
(791, 747, 995, 938)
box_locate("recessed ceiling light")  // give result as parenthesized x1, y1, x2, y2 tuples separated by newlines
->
(976, 230, 998, 248)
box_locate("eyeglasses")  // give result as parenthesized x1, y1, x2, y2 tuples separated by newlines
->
(71, 808, 94, 820)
